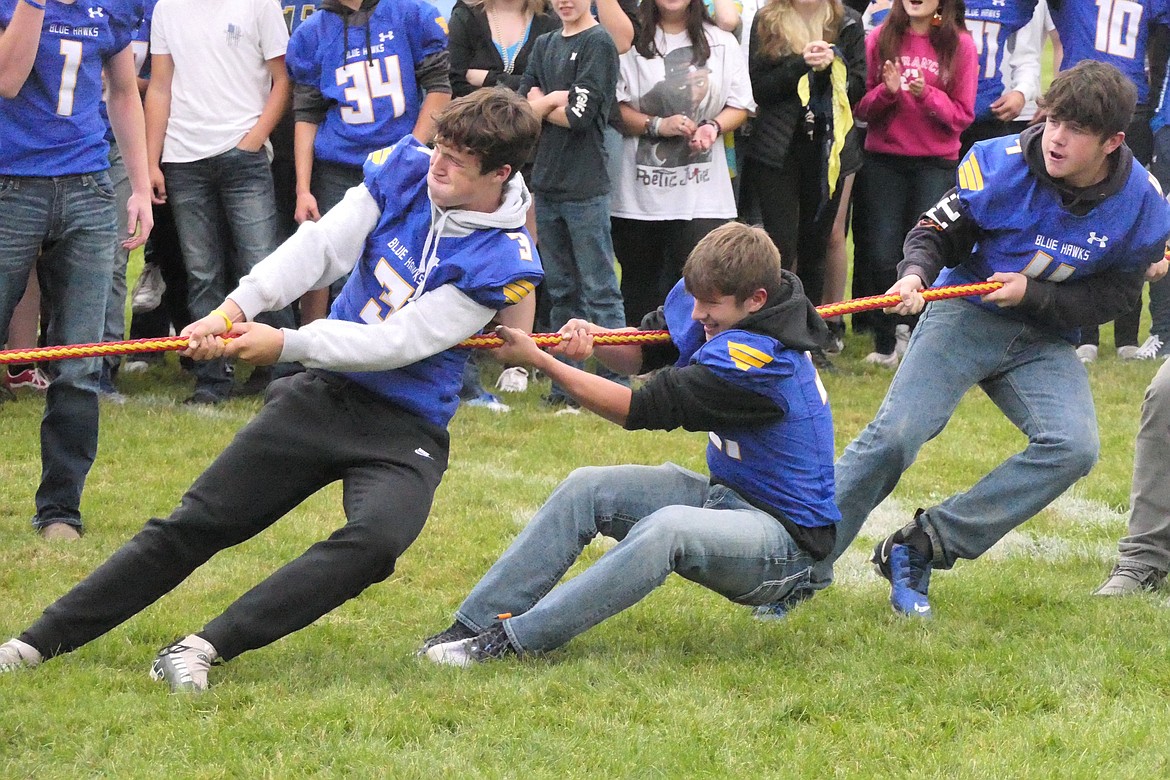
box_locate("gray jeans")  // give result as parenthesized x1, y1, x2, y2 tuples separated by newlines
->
(1116, 360, 1170, 570)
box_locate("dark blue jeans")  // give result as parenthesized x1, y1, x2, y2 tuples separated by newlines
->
(860, 152, 956, 354)
(164, 147, 294, 398)
(0, 173, 118, 530)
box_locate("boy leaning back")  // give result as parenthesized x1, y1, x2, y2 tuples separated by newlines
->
(423, 222, 839, 665)
(0, 89, 543, 692)
(811, 61, 1170, 619)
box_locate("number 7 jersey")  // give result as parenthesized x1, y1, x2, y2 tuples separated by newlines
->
(0, 0, 142, 176)
(286, 0, 449, 167)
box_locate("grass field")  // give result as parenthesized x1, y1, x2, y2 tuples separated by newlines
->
(2, 325, 1168, 778)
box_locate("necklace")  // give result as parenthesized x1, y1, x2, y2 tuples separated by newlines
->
(486, 8, 527, 74)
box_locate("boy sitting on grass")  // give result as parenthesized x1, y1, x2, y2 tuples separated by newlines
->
(422, 222, 839, 666)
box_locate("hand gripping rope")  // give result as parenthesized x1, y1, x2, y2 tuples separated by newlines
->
(0, 281, 1004, 365)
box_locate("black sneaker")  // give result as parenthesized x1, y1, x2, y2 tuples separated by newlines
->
(417, 620, 477, 655)
(183, 389, 227, 406)
(751, 586, 814, 622)
(424, 624, 516, 668)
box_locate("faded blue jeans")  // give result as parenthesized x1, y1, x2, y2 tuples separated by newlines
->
(812, 299, 1098, 587)
(164, 147, 294, 398)
(535, 192, 627, 401)
(453, 463, 814, 654)
(0, 173, 118, 530)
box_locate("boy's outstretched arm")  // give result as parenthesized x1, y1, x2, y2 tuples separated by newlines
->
(495, 325, 633, 425)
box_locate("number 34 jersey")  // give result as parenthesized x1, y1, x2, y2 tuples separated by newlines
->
(0, 0, 142, 176)
(286, 0, 448, 168)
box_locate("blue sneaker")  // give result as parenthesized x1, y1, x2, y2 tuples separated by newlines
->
(751, 586, 813, 622)
(873, 536, 932, 618)
(463, 390, 510, 413)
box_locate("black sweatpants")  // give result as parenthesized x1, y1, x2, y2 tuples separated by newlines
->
(22, 370, 449, 661)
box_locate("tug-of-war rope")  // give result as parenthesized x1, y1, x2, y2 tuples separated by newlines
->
(0, 281, 1004, 365)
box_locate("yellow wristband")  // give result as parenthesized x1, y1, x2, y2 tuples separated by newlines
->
(209, 308, 234, 333)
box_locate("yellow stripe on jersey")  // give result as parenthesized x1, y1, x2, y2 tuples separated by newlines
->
(727, 341, 773, 371)
(366, 146, 394, 165)
(958, 156, 984, 192)
(502, 280, 536, 304)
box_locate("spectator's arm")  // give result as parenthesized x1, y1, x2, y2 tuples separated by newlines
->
(412, 50, 453, 142)
(596, 0, 635, 53)
(0, 2, 44, 98)
(143, 52, 173, 201)
(708, 0, 740, 33)
(238, 56, 290, 152)
(105, 44, 154, 248)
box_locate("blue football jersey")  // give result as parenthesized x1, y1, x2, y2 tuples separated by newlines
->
(0, 0, 142, 176)
(1052, 0, 1170, 103)
(937, 134, 1170, 308)
(964, 0, 1039, 120)
(662, 282, 839, 530)
(285, 0, 448, 166)
(282, 0, 317, 33)
(328, 136, 543, 428)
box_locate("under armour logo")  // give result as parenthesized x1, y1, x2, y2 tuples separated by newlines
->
(88, 6, 105, 17)
(379, 31, 394, 42)
(1087, 232, 1108, 248)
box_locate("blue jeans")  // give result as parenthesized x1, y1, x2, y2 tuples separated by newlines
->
(812, 299, 1098, 587)
(535, 192, 627, 399)
(103, 145, 132, 376)
(453, 463, 814, 654)
(0, 173, 118, 530)
(164, 147, 294, 397)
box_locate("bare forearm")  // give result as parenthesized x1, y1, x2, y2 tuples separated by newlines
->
(107, 88, 151, 195)
(143, 76, 171, 167)
(243, 65, 290, 148)
(294, 121, 319, 196)
(0, 3, 44, 98)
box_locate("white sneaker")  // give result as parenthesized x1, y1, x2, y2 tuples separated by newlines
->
(863, 351, 899, 369)
(150, 634, 217, 692)
(1132, 334, 1166, 360)
(1117, 344, 1141, 360)
(0, 638, 42, 672)
(894, 324, 911, 357)
(1076, 344, 1098, 363)
(494, 366, 529, 393)
(130, 263, 166, 314)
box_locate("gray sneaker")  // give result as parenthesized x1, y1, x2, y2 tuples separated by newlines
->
(1093, 561, 1167, 596)
(150, 635, 217, 692)
(0, 638, 42, 672)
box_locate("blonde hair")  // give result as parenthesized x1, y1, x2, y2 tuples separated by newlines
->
(466, 0, 547, 18)
(755, 0, 843, 60)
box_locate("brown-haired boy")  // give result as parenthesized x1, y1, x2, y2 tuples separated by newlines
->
(0, 89, 544, 691)
(423, 222, 840, 665)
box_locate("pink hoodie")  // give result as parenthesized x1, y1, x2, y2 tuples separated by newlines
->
(856, 25, 977, 160)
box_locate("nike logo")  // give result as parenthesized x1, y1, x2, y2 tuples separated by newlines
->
(913, 603, 930, 613)
(414, 447, 433, 460)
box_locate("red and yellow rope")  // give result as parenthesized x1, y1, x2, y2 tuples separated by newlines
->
(0, 280, 1003, 364)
